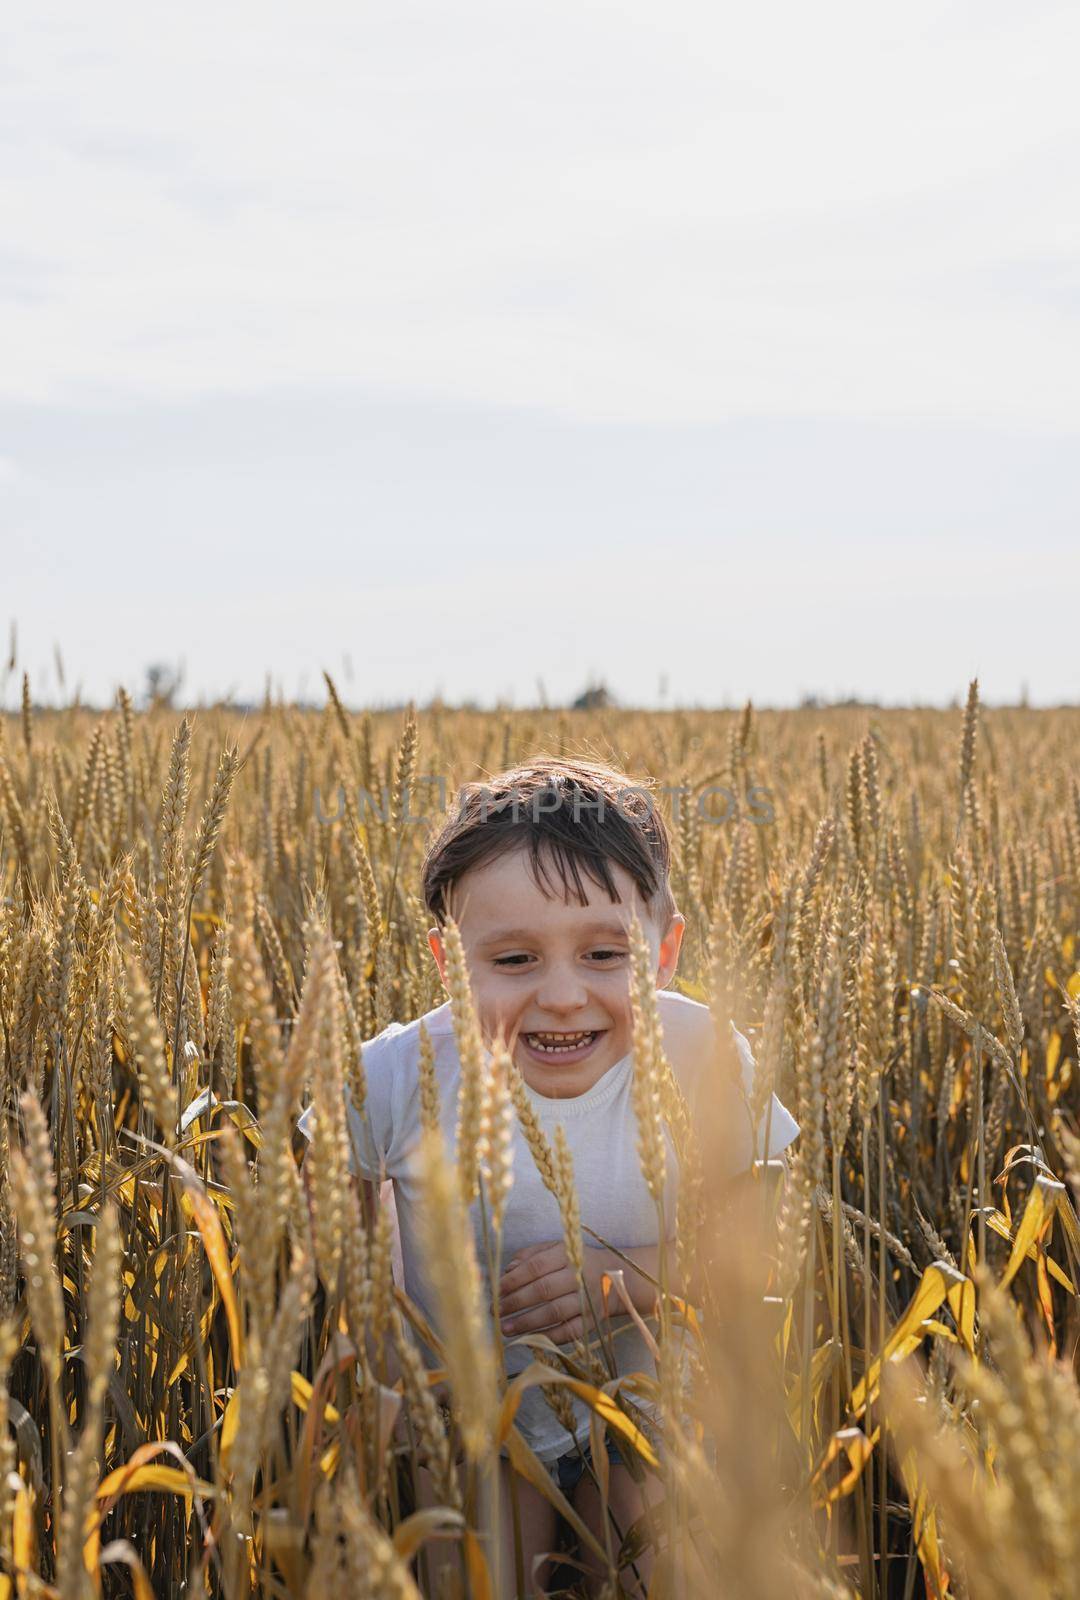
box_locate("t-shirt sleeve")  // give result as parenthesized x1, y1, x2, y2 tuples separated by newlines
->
(296, 1021, 414, 1181)
(729, 1024, 801, 1173)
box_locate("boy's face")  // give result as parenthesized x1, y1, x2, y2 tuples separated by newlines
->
(427, 845, 685, 1096)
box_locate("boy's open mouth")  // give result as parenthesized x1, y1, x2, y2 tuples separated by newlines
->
(520, 1028, 606, 1061)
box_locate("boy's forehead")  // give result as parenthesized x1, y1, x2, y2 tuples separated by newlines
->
(449, 847, 649, 934)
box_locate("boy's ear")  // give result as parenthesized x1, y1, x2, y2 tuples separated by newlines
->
(427, 926, 448, 986)
(656, 913, 686, 989)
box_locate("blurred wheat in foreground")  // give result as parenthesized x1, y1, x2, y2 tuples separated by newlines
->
(0, 680, 1079, 1597)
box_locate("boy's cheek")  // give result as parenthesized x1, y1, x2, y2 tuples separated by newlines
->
(474, 993, 525, 1045)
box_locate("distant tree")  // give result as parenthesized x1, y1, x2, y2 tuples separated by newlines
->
(145, 662, 183, 709)
(571, 681, 616, 710)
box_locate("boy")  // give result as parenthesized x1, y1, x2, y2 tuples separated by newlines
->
(300, 755, 799, 1594)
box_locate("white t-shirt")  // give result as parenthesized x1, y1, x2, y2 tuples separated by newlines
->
(297, 988, 799, 1462)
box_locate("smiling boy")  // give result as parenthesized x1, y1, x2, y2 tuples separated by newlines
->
(300, 755, 799, 1594)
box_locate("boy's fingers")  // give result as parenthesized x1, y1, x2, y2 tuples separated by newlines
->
(499, 1260, 569, 1312)
(500, 1244, 565, 1291)
(500, 1292, 581, 1336)
(499, 1267, 576, 1316)
(504, 1240, 562, 1275)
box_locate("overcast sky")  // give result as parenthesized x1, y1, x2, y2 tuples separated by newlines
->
(3, 2, 1079, 709)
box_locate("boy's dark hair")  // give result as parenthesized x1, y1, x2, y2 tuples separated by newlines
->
(421, 756, 678, 931)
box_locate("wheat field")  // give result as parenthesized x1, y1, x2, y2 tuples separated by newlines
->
(0, 678, 1079, 1599)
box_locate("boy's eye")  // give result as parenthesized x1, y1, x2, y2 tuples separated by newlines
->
(492, 950, 626, 967)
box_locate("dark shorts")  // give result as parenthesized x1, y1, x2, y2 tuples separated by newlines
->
(549, 1433, 625, 1495)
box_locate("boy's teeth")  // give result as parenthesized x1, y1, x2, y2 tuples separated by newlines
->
(525, 1029, 597, 1053)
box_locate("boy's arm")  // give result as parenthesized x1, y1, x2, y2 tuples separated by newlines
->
(614, 1152, 791, 1311)
(586, 1240, 678, 1310)
(688, 1152, 790, 1301)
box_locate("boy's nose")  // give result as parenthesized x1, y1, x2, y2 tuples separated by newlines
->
(533, 971, 590, 1014)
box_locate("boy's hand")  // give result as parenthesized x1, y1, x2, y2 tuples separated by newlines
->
(498, 1240, 599, 1345)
